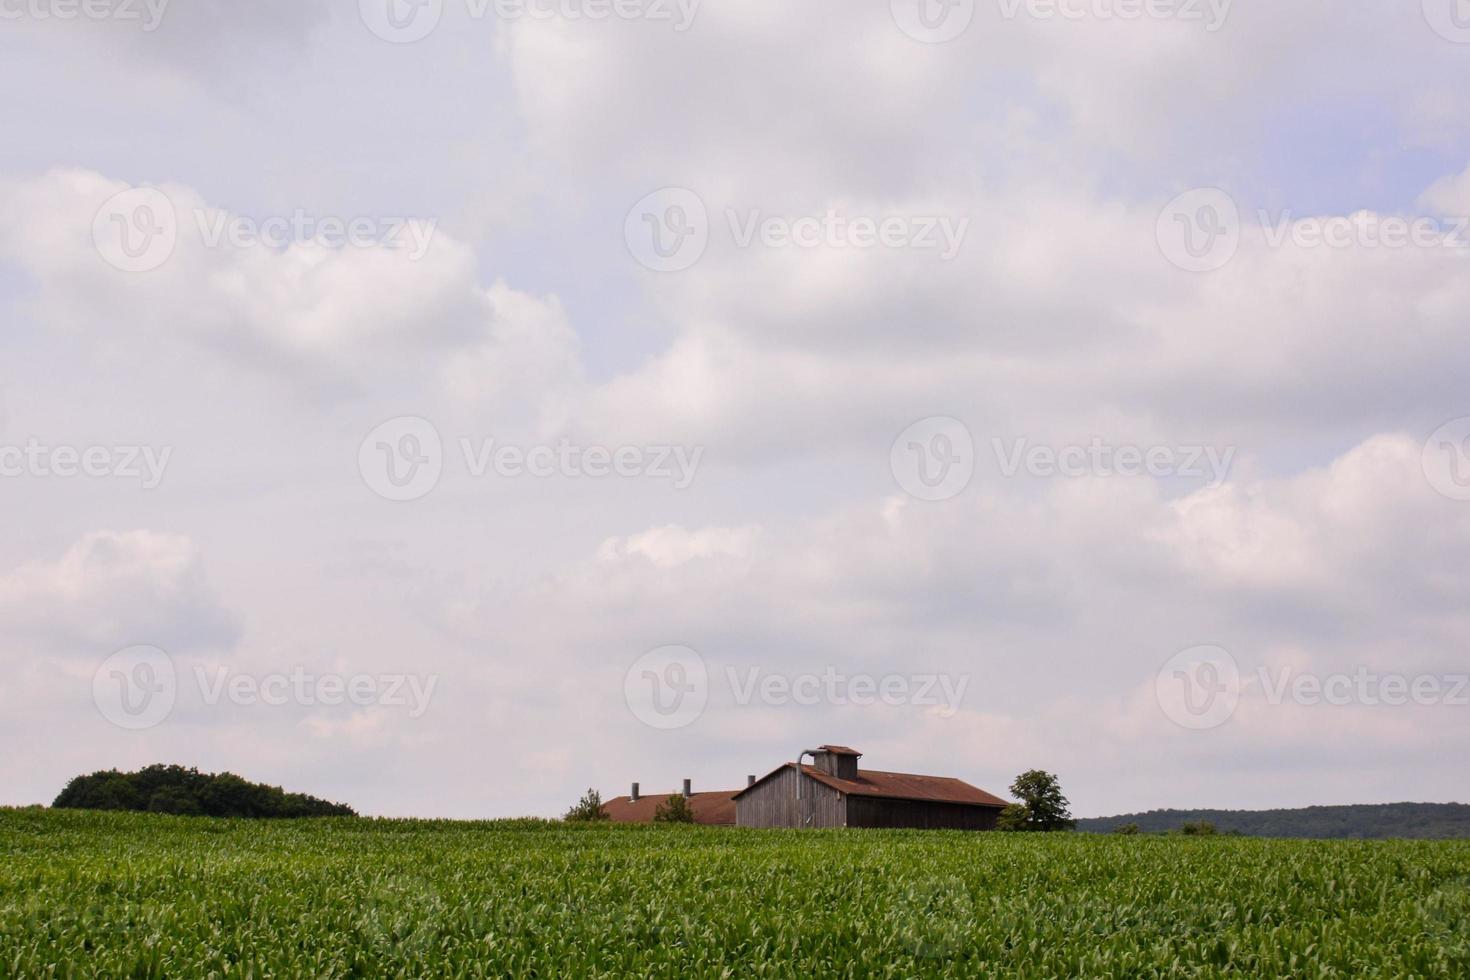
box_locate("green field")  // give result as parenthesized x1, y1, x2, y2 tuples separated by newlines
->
(3, 809, 1469, 978)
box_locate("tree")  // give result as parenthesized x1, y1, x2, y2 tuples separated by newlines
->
(52, 766, 355, 818)
(995, 804, 1030, 832)
(996, 770, 1075, 832)
(564, 788, 609, 822)
(653, 793, 695, 823)
(1112, 823, 1140, 835)
(147, 786, 203, 816)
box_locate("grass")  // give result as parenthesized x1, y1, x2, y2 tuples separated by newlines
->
(3, 807, 1469, 977)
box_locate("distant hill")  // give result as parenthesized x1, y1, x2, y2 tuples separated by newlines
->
(53, 765, 355, 819)
(1078, 802, 1470, 839)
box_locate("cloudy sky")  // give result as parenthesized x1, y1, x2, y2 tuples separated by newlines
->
(2, 0, 1469, 819)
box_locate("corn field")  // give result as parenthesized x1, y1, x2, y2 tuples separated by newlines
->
(3, 808, 1469, 978)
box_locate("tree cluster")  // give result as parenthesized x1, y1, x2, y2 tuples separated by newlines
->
(52, 765, 356, 818)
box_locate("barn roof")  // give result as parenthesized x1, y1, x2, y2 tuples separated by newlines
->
(816, 745, 862, 756)
(733, 764, 1008, 808)
(600, 791, 737, 825)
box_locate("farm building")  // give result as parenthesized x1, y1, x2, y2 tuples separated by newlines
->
(600, 779, 739, 825)
(733, 745, 1008, 830)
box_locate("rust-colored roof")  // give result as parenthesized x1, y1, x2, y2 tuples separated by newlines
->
(817, 745, 862, 756)
(600, 791, 737, 825)
(734, 764, 1008, 808)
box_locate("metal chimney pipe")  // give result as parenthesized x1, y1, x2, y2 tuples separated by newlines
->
(682, 778, 692, 797)
(747, 774, 756, 787)
(631, 782, 640, 802)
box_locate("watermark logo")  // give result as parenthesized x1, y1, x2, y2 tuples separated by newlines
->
(1160, 188, 1470, 272)
(1421, 876, 1470, 941)
(1423, 417, 1470, 502)
(93, 645, 177, 730)
(93, 187, 178, 273)
(625, 187, 708, 273)
(192, 209, 438, 260)
(727, 667, 968, 716)
(0, 440, 172, 488)
(194, 666, 437, 718)
(993, 437, 1234, 485)
(891, 417, 974, 502)
(359, 0, 444, 43)
(460, 438, 702, 488)
(1156, 644, 1240, 731)
(359, 416, 444, 502)
(891, 0, 975, 43)
(624, 645, 708, 730)
(727, 209, 969, 260)
(1158, 645, 1470, 731)
(891, 877, 973, 959)
(1423, 0, 1470, 44)
(360, 0, 699, 40)
(93, 189, 439, 271)
(997, 0, 1231, 31)
(1157, 188, 1240, 273)
(0, 0, 171, 30)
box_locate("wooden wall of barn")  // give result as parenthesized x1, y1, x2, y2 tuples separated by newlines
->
(735, 767, 846, 828)
(845, 796, 1001, 831)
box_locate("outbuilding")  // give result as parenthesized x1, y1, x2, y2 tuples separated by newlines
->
(733, 745, 1007, 830)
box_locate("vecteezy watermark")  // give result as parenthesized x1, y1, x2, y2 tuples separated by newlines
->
(92, 645, 439, 730)
(891, 417, 975, 502)
(624, 645, 709, 730)
(1156, 645, 1240, 731)
(726, 666, 969, 715)
(1423, 0, 1470, 44)
(624, 188, 709, 273)
(357, 0, 700, 44)
(623, 645, 970, 730)
(460, 438, 702, 488)
(93, 645, 177, 731)
(624, 187, 971, 272)
(890, 0, 975, 44)
(1156, 188, 1241, 273)
(93, 187, 178, 273)
(92, 188, 438, 273)
(192, 209, 437, 260)
(358, 417, 704, 502)
(0, 0, 170, 30)
(1158, 187, 1470, 273)
(891, 877, 974, 960)
(993, 437, 1235, 485)
(997, 0, 1231, 31)
(193, 666, 437, 719)
(359, 417, 444, 502)
(1157, 645, 1470, 731)
(726, 209, 969, 261)
(0, 439, 172, 488)
(1422, 417, 1470, 502)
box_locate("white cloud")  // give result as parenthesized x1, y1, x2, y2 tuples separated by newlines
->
(0, 530, 238, 654)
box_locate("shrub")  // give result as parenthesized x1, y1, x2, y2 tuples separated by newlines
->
(653, 794, 695, 823)
(1113, 823, 1140, 835)
(564, 788, 610, 822)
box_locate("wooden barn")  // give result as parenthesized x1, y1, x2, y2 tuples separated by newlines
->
(733, 745, 1008, 830)
(600, 779, 739, 825)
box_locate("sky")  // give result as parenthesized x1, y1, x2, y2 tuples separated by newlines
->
(2, 0, 1470, 819)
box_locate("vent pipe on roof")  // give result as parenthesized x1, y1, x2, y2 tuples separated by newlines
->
(795, 750, 815, 799)
(631, 782, 640, 802)
(682, 778, 692, 797)
(747, 774, 755, 787)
